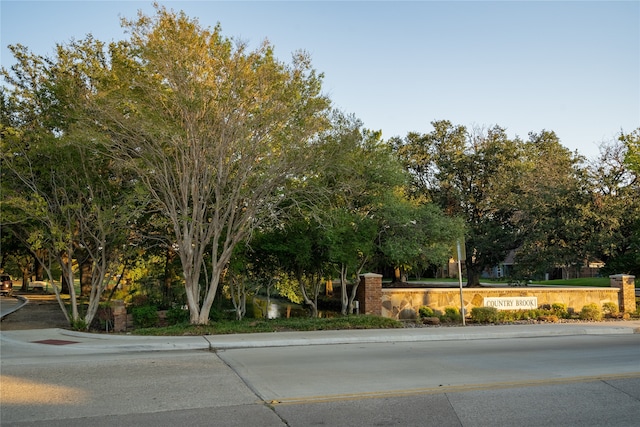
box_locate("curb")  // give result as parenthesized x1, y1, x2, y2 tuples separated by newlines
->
(0, 295, 28, 320)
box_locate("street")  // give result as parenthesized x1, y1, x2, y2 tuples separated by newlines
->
(0, 296, 21, 318)
(1, 332, 639, 426)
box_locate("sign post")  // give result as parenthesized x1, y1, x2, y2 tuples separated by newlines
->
(456, 239, 466, 326)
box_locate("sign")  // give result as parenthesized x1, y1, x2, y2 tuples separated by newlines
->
(483, 297, 538, 310)
(452, 238, 466, 262)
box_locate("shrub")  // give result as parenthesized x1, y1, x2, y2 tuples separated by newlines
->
(209, 306, 234, 322)
(418, 306, 434, 318)
(166, 306, 190, 325)
(551, 303, 569, 318)
(538, 314, 559, 323)
(71, 319, 88, 331)
(602, 302, 618, 317)
(579, 303, 603, 321)
(470, 307, 499, 323)
(132, 305, 159, 328)
(441, 307, 462, 323)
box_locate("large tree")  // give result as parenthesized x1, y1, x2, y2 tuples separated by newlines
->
(512, 131, 591, 279)
(1, 44, 138, 328)
(622, 128, 640, 174)
(586, 133, 640, 275)
(58, 7, 331, 324)
(393, 121, 521, 286)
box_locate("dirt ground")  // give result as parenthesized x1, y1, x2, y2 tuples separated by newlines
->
(0, 293, 69, 331)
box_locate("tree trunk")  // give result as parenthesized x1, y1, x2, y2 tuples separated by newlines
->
(21, 266, 30, 291)
(80, 258, 92, 297)
(34, 252, 44, 281)
(340, 265, 349, 316)
(465, 259, 482, 287)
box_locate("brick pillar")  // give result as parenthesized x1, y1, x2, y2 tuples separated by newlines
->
(609, 274, 636, 314)
(356, 273, 382, 316)
(111, 300, 127, 332)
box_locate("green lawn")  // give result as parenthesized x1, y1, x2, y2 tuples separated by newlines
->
(530, 277, 612, 287)
(132, 314, 404, 336)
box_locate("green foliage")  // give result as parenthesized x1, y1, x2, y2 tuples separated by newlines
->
(440, 306, 462, 323)
(132, 315, 403, 336)
(418, 306, 435, 318)
(579, 303, 603, 321)
(470, 307, 499, 323)
(131, 305, 159, 328)
(165, 306, 190, 325)
(536, 278, 609, 287)
(621, 128, 640, 175)
(551, 302, 569, 319)
(602, 302, 618, 317)
(70, 319, 88, 331)
(209, 306, 235, 322)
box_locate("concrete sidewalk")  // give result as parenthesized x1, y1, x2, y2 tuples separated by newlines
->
(2, 292, 639, 354)
(1, 320, 638, 355)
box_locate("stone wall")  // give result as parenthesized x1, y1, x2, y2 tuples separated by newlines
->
(380, 287, 621, 320)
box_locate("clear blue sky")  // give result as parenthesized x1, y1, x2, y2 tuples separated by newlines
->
(2, 1, 638, 160)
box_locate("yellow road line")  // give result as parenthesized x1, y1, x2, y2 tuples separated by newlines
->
(267, 372, 640, 405)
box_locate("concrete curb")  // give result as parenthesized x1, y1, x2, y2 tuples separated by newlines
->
(1, 323, 636, 354)
(203, 325, 637, 350)
(0, 294, 28, 319)
(59, 329, 212, 352)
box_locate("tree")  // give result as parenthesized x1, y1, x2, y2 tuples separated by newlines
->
(393, 121, 521, 286)
(376, 196, 463, 281)
(622, 128, 640, 174)
(512, 131, 591, 279)
(54, 7, 331, 324)
(311, 112, 404, 314)
(1, 43, 140, 329)
(586, 133, 640, 275)
(252, 216, 329, 318)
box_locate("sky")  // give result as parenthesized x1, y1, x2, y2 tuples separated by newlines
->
(1, 1, 638, 160)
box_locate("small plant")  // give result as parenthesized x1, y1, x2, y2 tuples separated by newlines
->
(131, 305, 159, 328)
(537, 314, 559, 323)
(579, 303, 603, 321)
(418, 306, 434, 318)
(441, 306, 462, 323)
(71, 319, 88, 331)
(602, 302, 618, 317)
(166, 306, 190, 325)
(470, 307, 499, 323)
(551, 302, 569, 319)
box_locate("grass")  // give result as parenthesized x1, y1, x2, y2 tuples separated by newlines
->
(530, 278, 612, 287)
(132, 315, 404, 336)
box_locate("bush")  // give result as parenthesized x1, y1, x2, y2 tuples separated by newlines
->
(132, 305, 159, 328)
(470, 307, 499, 323)
(551, 302, 569, 319)
(579, 303, 603, 321)
(71, 319, 88, 331)
(166, 306, 190, 325)
(418, 306, 434, 318)
(537, 314, 559, 323)
(441, 307, 462, 323)
(602, 302, 618, 317)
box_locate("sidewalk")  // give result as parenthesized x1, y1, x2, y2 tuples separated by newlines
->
(1, 320, 639, 355)
(2, 293, 639, 354)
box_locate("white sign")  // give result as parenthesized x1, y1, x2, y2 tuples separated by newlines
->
(483, 297, 538, 310)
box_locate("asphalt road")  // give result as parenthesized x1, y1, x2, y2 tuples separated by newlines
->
(0, 295, 68, 330)
(2, 333, 639, 426)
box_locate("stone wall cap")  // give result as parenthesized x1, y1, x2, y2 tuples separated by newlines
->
(360, 273, 383, 278)
(609, 274, 636, 279)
